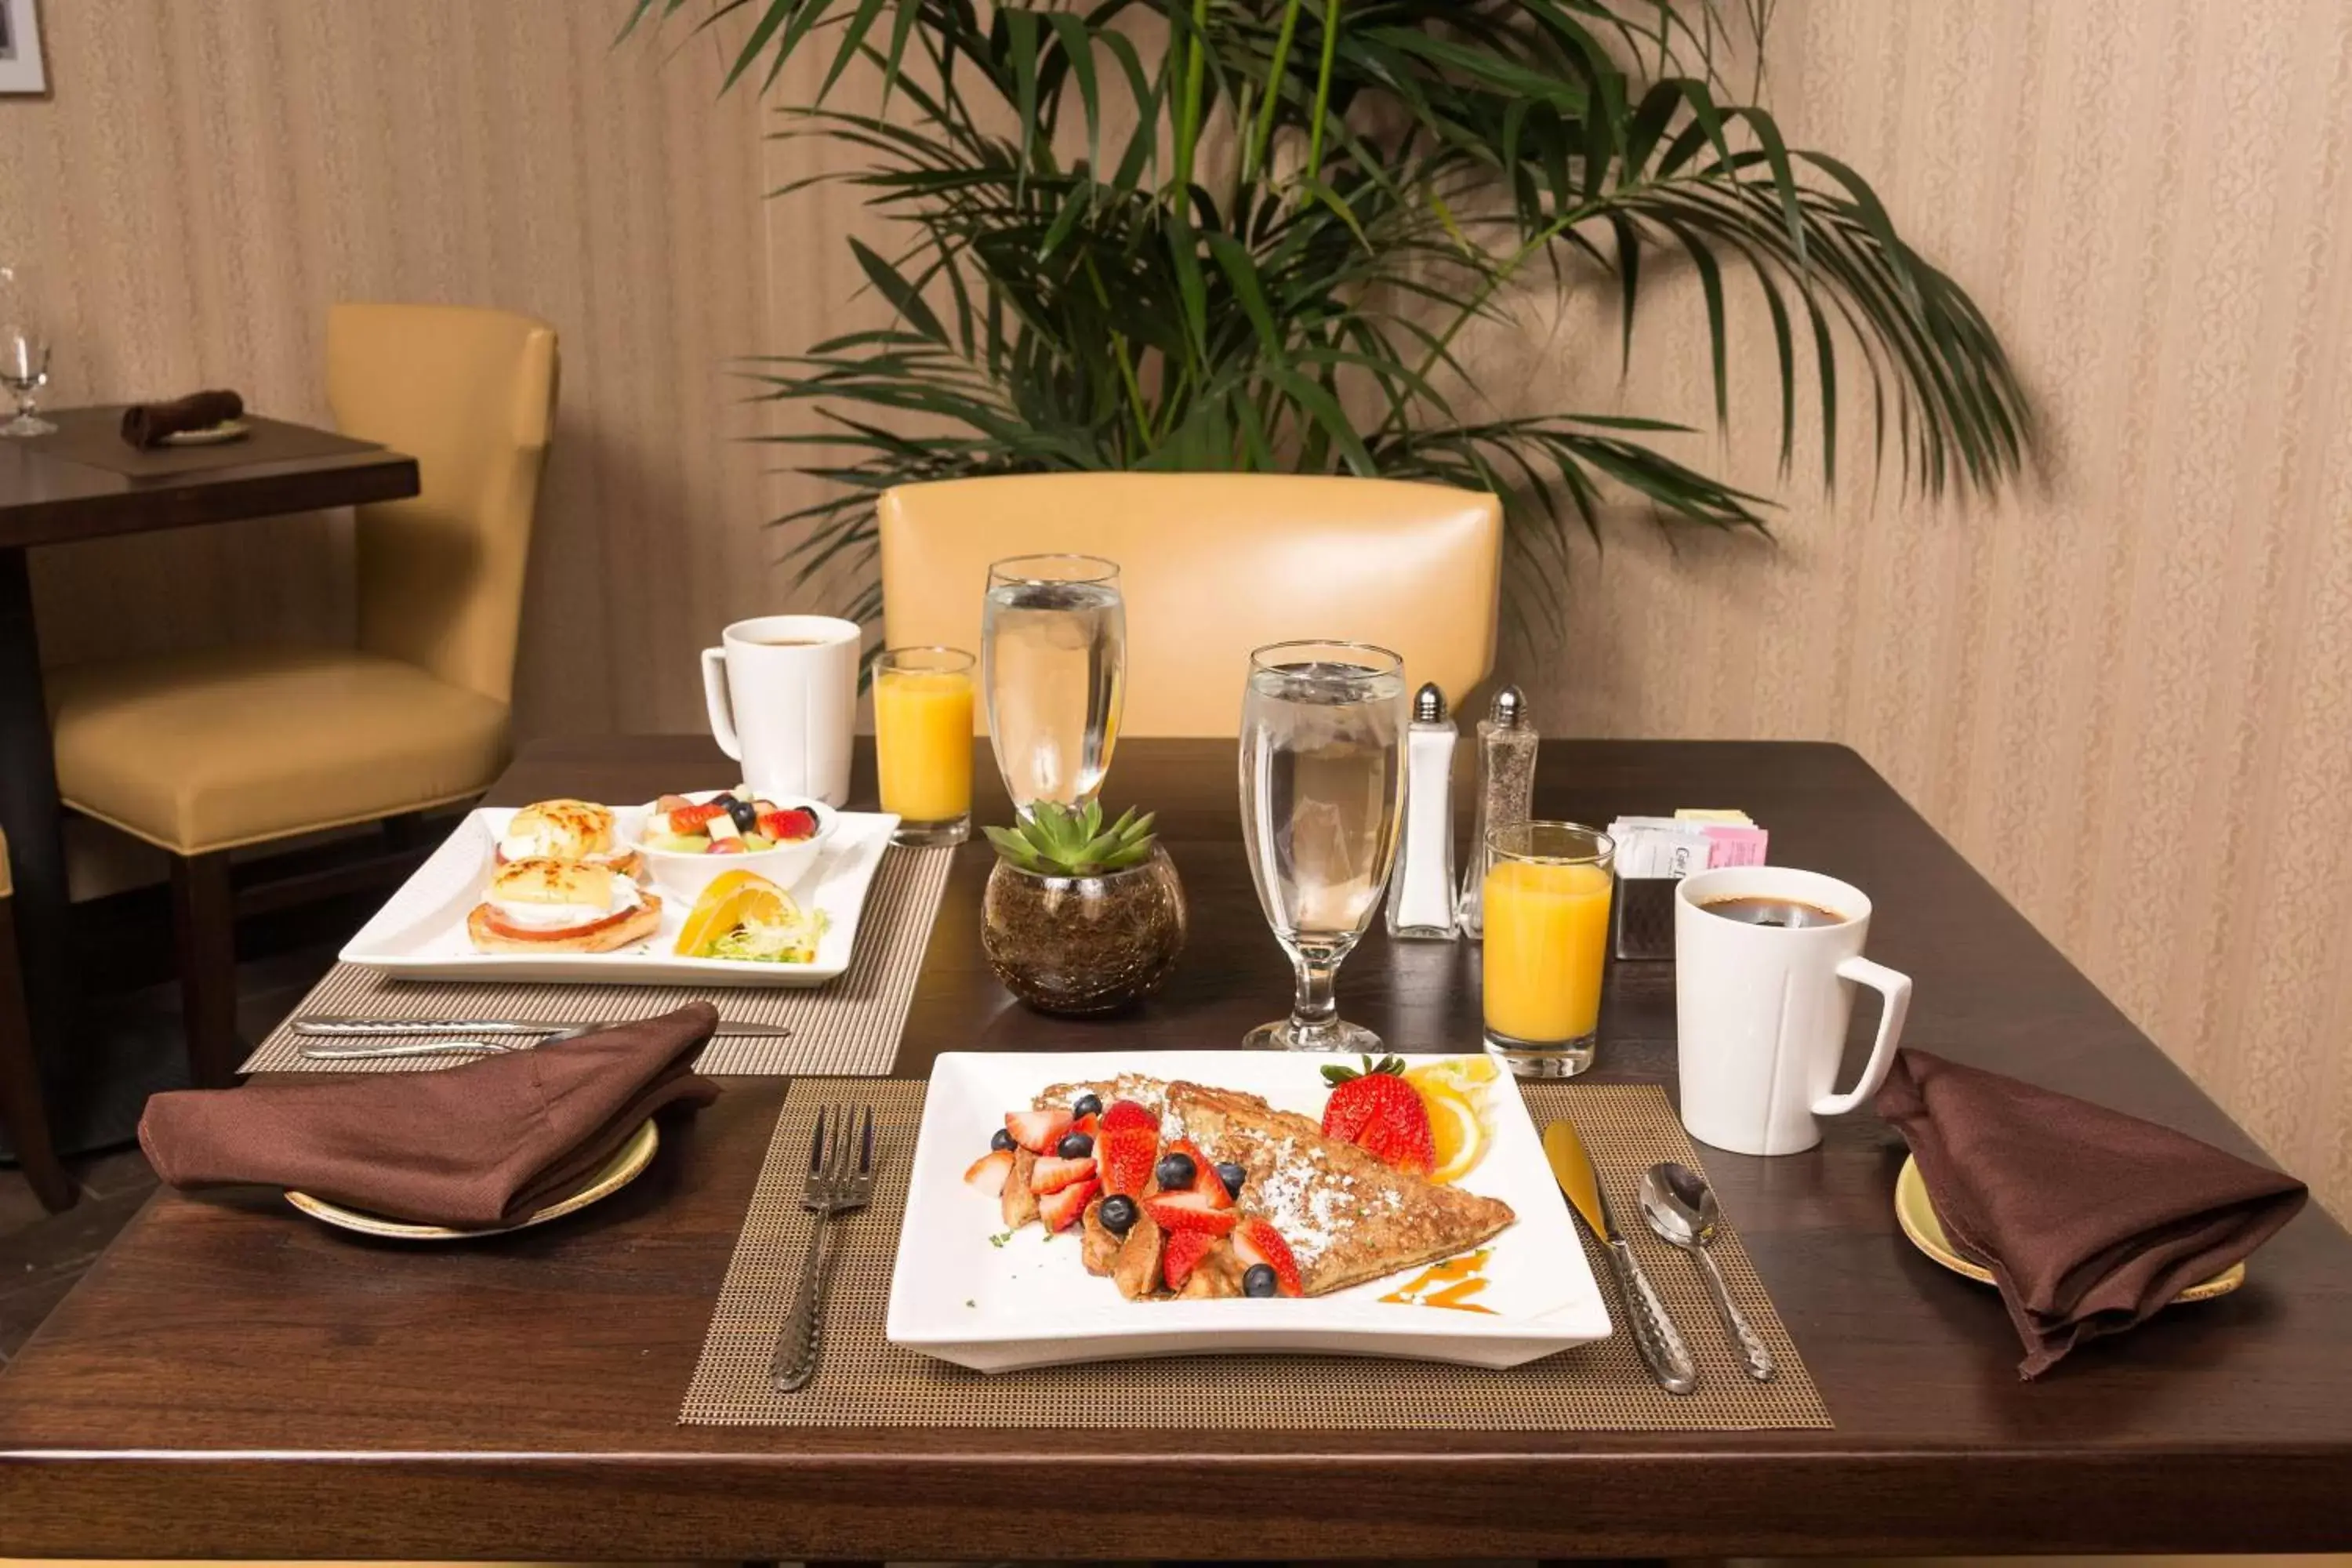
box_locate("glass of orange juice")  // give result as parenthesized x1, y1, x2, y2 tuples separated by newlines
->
(874, 646, 974, 846)
(1482, 821, 1615, 1077)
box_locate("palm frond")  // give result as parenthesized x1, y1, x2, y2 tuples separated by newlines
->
(626, 0, 2034, 626)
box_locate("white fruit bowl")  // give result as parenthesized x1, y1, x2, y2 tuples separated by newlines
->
(625, 789, 838, 900)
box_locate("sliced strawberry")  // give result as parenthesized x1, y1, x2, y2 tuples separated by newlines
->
(1145, 1192, 1240, 1237)
(1232, 1216, 1305, 1297)
(667, 800, 728, 834)
(1162, 1229, 1218, 1291)
(1038, 1177, 1099, 1234)
(1069, 1112, 1100, 1138)
(1099, 1099, 1159, 1138)
(963, 1149, 1014, 1196)
(1162, 1137, 1230, 1208)
(760, 807, 820, 841)
(1028, 1155, 1097, 1195)
(1098, 1127, 1158, 1197)
(1005, 1107, 1074, 1154)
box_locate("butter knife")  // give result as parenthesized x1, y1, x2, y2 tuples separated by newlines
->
(1543, 1119, 1699, 1396)
(292, 1014, 793, 1038)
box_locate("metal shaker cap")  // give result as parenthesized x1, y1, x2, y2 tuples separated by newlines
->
(1413, 682, 1448, 724)
(1490, 684, 1527, 729)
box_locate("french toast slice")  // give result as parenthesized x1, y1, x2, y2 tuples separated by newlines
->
(1033, 1073, 1172, 1116)
(1161, 1080, 1515, 1296)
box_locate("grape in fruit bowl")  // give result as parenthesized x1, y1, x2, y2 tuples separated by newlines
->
(628, 786, 835, 899)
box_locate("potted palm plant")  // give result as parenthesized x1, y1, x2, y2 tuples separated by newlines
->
(624, 1, 2031, 634)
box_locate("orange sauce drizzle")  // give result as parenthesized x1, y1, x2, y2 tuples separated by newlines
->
(1379, 1249, 1498, 1312)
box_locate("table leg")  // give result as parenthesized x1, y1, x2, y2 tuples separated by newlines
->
(0, 546, 78, 1089)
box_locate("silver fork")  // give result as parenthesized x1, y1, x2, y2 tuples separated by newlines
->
(770, 1102, 877, 1392)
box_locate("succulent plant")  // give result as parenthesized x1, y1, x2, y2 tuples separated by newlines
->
(985, 800, 1157, 877)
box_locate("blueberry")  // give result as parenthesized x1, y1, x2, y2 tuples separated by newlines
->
(725, 797, 762, 833)
(989, 1127, 1014, 1152)
(1056, 1131, 1095, 1159)
(1154, 1152, 1197, 1192)
(1098, 1194, 1138, 1236)
(1242, 1264, 1279, 1298)
(1072, 1092, 1103, 1118)
(1215, 1161, 1247, 1200)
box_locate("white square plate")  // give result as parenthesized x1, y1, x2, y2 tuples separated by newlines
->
(885, 1050, 1612, 1371)
(337, 806, 898, 987)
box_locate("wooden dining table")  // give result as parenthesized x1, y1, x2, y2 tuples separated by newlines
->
(1, 734, 2347, 1560)
(0, 407, 419, 1063)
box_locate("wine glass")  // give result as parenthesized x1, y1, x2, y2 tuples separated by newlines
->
(1237, 640, 1409, 1051)
(981, 554, 1125, 816)
(0, 325, 53, 437)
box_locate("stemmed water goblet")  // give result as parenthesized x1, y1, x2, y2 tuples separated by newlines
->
(1237, 640, 1409, 1051)
(0, 325, 53, 437)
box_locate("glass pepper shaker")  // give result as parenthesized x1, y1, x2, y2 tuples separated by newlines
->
(1457, 685, 1537, 940)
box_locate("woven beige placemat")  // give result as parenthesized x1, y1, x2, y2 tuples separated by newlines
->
(239, 848, 953, 1077)
(681, 1077, 1829, 1429)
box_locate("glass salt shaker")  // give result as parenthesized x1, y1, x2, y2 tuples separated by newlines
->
(1385, 682, 1460, 939)
(1457, 685, 1537, 939)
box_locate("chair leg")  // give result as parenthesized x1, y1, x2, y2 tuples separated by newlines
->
(0, 896, 74, 1210)
(170, 850, 242, 1089)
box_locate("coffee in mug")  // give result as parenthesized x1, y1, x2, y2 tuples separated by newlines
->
(1697, 894, 1846, 929)
(1673, 866, 1912, 1156)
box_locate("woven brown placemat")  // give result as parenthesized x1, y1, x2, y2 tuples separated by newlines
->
(238, 848, 953, 1077)
(681, 1077, 1829, 1429)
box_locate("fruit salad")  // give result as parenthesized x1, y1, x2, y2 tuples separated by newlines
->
(639, 789, 822, 856)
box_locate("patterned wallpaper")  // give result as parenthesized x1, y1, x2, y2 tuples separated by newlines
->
(0, 1, 2345, 1214)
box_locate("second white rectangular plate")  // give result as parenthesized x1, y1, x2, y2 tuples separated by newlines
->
(338, 807, 898, 986)
(886, 1050, 1612, 1371)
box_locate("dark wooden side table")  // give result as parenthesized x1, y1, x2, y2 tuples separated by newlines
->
(0, 408, 417, 1106)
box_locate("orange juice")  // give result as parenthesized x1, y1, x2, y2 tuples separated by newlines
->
(1482, 858, 1613, 1042)
(875, 666, 973, 825)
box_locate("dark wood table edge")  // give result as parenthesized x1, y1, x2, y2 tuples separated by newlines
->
(2, 1446, 2347, 1558)
(0, 451, 421, 549)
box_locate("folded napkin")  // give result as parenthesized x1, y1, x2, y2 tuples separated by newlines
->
(119, 388, 245, 448)
(140, 1004, 721, 1229)
(1877, 1049, 2306, 1377)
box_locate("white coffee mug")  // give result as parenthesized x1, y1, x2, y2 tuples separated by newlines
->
(699, 615, 859, 807)
(1673, 866, 1912, 1156)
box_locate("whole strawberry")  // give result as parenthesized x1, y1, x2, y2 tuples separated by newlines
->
(1320, 1055, 1436, 1174)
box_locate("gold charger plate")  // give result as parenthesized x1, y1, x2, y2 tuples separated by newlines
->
(158, 418, 249, 445)
(1893, 1152, 2243, 1302)
(285, 1120, 659, 1240)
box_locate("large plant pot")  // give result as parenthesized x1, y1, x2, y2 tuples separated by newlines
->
(982, 845, 1187, 1016)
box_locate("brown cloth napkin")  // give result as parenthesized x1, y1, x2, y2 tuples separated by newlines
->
(119, 388, 245, 448)
(140, 1003, 722, 1229)
(1877, 1049, 2306, 1377)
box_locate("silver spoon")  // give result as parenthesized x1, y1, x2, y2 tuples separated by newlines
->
(299, 1024, 597, 1062)
(1639, 1160, 1775, 1382)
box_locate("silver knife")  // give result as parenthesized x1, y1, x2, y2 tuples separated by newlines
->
(1544, 1119, 1699, 1396)
(292, 1014, 793, 1038)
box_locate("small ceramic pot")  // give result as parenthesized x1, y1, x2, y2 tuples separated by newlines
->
(981, 845, 1187, 1015)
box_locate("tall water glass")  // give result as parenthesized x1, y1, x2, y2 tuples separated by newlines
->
(982, 554, 1125, 816)
(1238, 641, 1408, 1052)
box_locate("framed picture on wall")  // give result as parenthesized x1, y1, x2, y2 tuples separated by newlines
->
(0, 0, 46, 96)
